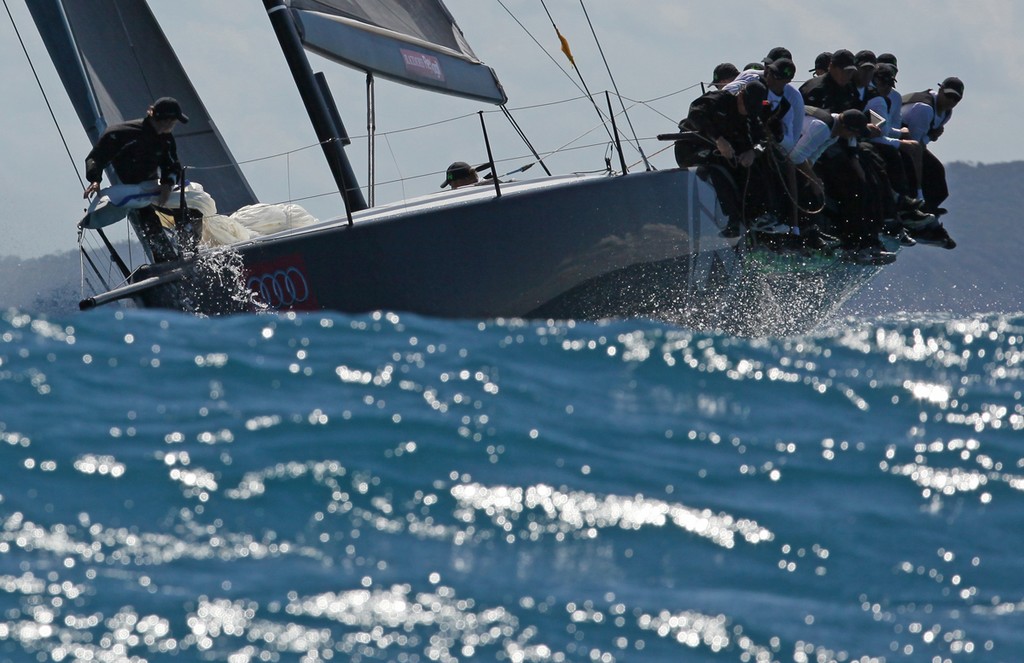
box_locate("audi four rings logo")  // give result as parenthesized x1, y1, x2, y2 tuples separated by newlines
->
(248, 267, 310, 308)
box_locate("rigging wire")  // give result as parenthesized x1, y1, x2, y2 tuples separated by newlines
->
(3, 0, 84, 191)
(193, 81, 693, 177)
(536, 0, 614, 144)
(578, 0, 651, 170)
(3, 0, 133, 291)
(495, 0, 585, 98)
(500, 106, 552, 176)
(10, 0, 700, 219)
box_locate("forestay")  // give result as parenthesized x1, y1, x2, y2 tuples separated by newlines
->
(287, 0, 507, 104)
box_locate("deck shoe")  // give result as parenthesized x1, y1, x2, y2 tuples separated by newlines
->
(850, 244, 897, 265)
(751, 214, 788, 234)
(908, 222, 956, 249)
(897, 195, 925, 212)
(899, 208, 936, 224)
(799, 227, 841, 250)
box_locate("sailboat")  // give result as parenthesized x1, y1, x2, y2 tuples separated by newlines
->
(25, 0, 894, 335)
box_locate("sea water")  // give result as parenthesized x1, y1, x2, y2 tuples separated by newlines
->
(1, 307, 1022, 662)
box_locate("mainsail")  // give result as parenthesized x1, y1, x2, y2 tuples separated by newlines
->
(26, 0, 258, 215)
(287, 0, 507, 104)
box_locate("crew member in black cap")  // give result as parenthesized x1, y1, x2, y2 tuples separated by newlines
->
(676, 81, 775, 233)
(799, 49, 859, 112)
(84, 96, 189, 203)
(790, 109, 893, 262)
(681, 80, 770, 169)
(82, 96, 190, 261)
(852, 50, 878, 107)
(711, 62, 739, 90)
(440, 161, 480, 189)
(864, 64, 925, 214)
(809, 52, 832, 77)
(763, 46, 792, 65)
(877, 53, 898, 73)
(901, 76, 964, 216)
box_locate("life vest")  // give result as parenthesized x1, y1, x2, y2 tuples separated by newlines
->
(902, 90, 954, 123)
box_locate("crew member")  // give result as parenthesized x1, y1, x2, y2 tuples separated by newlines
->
(864, 64, 926, 216)
(710, 62, 739, 90)
(809, 52, 832, 77)
(84, 97, 188, 204)
(901, 76, 964, 215)
(800, 49, 859, 112)
(789, 108, 893, 263)
(83, 97, 191, 261)
(852, 50, 878, 108)
(440, 161, 480, 189)
(725, 56, 804, 228)
(676, 81, 772, 234)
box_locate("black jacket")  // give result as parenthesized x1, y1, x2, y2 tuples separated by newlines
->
(799, 74, 859, 113)
(85, 117, 181, 185)
(681, 90, 763, 155)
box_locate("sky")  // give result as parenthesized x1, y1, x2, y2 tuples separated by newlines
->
(0, 0, 1018, 259)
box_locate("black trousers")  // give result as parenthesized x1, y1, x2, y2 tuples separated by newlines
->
(857, 142, 897, 221)
(815, 146, 880, 248)
(871, 143, 912, 198)
(902, 148, 949, 212)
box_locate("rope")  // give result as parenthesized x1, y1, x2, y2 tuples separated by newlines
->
(761, 135, 826, 216)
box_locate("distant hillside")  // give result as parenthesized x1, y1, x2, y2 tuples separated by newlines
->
(2, 161, 1021, 319)
(0, 251, 83, 314)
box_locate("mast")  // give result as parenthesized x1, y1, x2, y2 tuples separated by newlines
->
(263, 0, 368, 219)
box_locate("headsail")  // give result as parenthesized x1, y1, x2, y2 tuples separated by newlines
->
(26, 0, 258, 215)
(287, 0, 507, 104)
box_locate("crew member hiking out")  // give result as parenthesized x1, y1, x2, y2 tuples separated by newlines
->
(675, 80, 773, 237)
(898, 76, 963, 248)
(800, 49, 859, 112)
(901, 77, 963, 215)
(789, 107, 895, 264)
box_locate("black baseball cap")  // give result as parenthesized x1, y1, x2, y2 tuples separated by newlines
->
(810, 51, 832, 73)
(839, 109, 871, 137)
(938, 76, 964, 100)
(767, 57, 796, 81)
(874, 63, 897, 84)
(440, 161, 476, 188)
(151, 97, 189, 123)
(712, 62, 739, 85)
(877, 52, 898, 71)
(830, 49, 858, 73)
(855, 50, 877, 67)
(763, 46, 792, 64)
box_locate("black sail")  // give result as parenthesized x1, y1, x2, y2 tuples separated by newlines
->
(27, 0, 258, 214)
